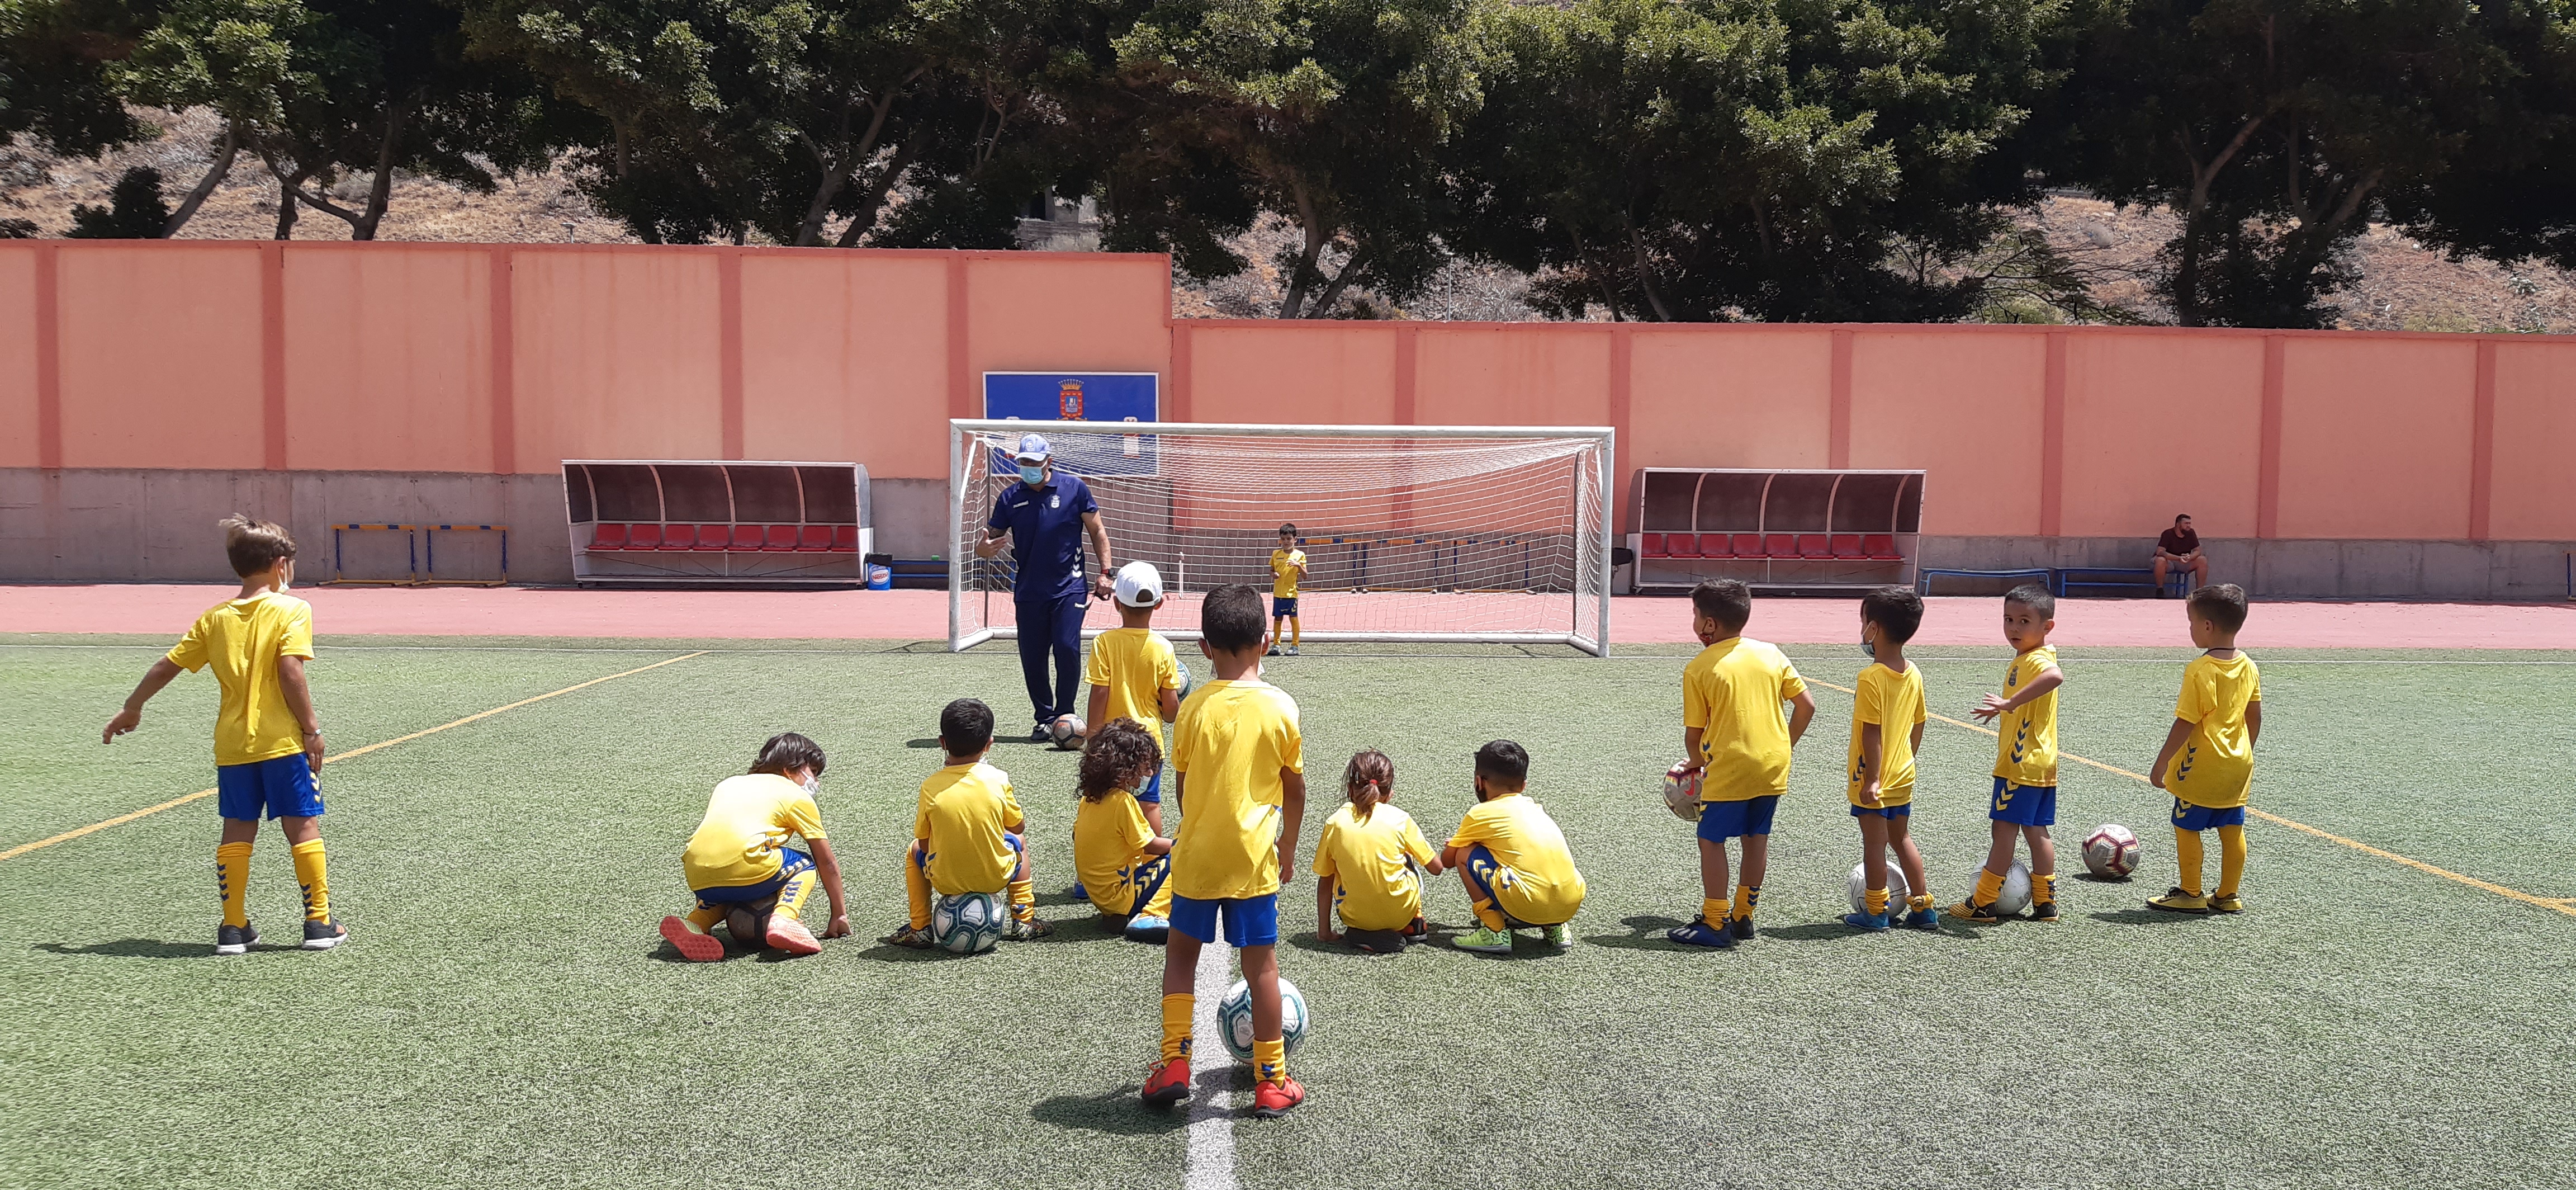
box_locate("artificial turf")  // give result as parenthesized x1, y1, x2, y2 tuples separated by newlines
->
(3, 635, 2572, 1189)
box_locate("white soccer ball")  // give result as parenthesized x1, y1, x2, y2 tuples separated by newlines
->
(1986, 860, 2035, 917)
(1845, 861, 1911, 915)
(1661, 763, 1703, 821)
(2084, 823, 2142, 879)
(1216, 976, 1310, 1066)
(1173, 657, 1194, 701)
(1050, 714, 1085, 750)
(930, 891, 1006, 954)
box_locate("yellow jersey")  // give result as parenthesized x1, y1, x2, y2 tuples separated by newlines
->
(1445, 792, 1587, 922)
(1680, 636, 1807, 801)
(1270, 548, 1306, 598)
(1845, 661, 1928, 806)
(1168, 678, 1303, 900)
(2168, 652, 2262, 808)
(1312, 802, 1439, 932)
(682, 772, 827, 890)
(165, 591, 316, 767)
(1993, 645, 2059, 786)
(1084, 627, 1181, 748)
(915, 761, 1026, 895)
(1072, 788, 1170, 918)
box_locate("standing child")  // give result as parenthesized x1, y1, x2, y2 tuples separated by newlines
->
(1667, 579, 1816, 948)
(660, 732, 853, 961)
(1142, 584, 1307, 1117)
(1084, 560, 1183, 837)
(1843, 586, 1938, 932)
(883, 698, 1054, 947)
(1954, 584, 2067, 923)
(2148, 585, 2262, 914)
(1267, 525, 1307, 657)
(1443, 740, 1587, 955)
(103, 515, 345, 954)
(1312, 749, 1443, 953)
(1073, 717, 1176, 942)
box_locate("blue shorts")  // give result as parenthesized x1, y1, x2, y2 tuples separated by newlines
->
(1272, 597, 1299, 619)
(1134, 766, 1162, 805)
(1990, 778, 2058, 827)
(215, 753, 324, 821)
(2171, 798, 2247, 832)
(1849, 801, 1912, 819)
(1697, 796, 1779, 842)
(1169, 893, 1280, 948)
(694, 848, 814, 906)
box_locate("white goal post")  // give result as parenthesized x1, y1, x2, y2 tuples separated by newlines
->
(948, 420, 1614, 655)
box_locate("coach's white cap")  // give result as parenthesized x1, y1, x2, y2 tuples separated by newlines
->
(1013, 433, 1052, 462)
(1114, 560, 1164, 607)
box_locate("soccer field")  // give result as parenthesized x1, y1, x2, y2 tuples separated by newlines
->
(4, 636, 2574, 1189)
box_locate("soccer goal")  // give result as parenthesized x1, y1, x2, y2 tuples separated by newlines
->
(948, 420, 1614, 654)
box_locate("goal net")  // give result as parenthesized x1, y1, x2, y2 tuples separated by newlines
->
(948, 421, 1613, 654)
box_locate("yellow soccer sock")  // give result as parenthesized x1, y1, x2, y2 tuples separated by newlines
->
(1253, 1037, 1287, 1085)
(905, 856, 933, 931)
(1472, 900, 1507, 931)
(774, 868, 817, 921)
(2174, 828, 2205, 897)
(1909, 893, 1934, 913)
(1008, 878, 1036, 923)
(216, 842, 253, 929)
(1159, 994, 1195, 1064)
(2032, 872, 2058, 905)
(1974, 868, 2005, 905)
(1290, 620, 1301, 646)
(290, 839, 329, 921)
(1702, 897, 1728, 926)
(685, 905, 725, 931)
(1732, 884, 1759, 921)
(1864, 887, 1889, 915)
(2215, 824, 2247, 897)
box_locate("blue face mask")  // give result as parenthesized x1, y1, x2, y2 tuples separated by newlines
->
(1018, 464, 1045, 485)
(1860, 633, 1876, 658)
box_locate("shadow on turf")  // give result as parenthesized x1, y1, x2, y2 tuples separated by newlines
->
(35, 938, 224, 960)
(2088, 908, 2209, 926)
(1027, 1087, 1195, 1136)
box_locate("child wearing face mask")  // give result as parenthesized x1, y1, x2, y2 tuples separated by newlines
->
(660, 732, 853, 961)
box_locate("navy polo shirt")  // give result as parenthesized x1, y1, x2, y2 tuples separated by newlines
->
(988, 471, 1098, 603)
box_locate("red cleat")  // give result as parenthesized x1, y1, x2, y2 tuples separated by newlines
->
(765, 915, 822, 956)
(1141, 1057, 1192, 1108)
(1250, 1077, 1305, 1118)
(660, 915, 724, 962)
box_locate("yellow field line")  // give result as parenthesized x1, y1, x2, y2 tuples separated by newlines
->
(0, 651, 707, 863)
(1807, 677, 2576, 919)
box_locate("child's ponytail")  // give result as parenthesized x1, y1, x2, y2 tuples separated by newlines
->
(1343, 749, 1393, 822)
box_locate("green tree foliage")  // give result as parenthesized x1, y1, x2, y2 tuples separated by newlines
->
(2376, 1, 2576, 276)
(1, 1, 151, 159)
(65, 160, 165, 234)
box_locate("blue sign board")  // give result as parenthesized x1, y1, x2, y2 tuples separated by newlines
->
(982, 372, 1161, 477)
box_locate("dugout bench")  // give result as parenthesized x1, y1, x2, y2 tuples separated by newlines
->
(1628, 468, 1922, 593)
(565, 461, 873, 585)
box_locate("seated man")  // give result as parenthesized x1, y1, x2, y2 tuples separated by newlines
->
(2153, 514, 2209, 594)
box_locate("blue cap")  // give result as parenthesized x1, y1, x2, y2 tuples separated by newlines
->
(1013, 433, 1051, 462)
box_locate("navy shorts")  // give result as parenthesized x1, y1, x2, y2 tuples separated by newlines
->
(2170, 797, 2247, 832)
(1134, 766, 1162, 805)
(1990, 778, 2058, 827)
(1697, 795, 1779, 842)
(1272, 597, 1299, 619)
(1170, 893, 1280, 948)
(1848, 801, 1912, 819)
(215, 753, 324, 821)
(694, 848, 814, 906)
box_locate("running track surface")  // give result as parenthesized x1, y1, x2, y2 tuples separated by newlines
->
(6, 584, 2572, 649)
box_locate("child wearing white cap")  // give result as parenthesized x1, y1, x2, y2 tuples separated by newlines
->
(1084, 561, 1187, 839)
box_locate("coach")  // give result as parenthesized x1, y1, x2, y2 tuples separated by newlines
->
(976, 434, 1115, 739)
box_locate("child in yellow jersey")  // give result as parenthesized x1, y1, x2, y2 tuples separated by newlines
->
(1073, 718, 1176, 943)
(883, 698, 1054, 947)
(1266, 523, 1307, 657)
(1844, 587, 1938, 932)
(103, 515, 345, 955)
(1668, 579, 1816, 950)
(1142, 584, 1307, 1118)
(1954, 584, 2068, 924)
(1443, 740, 1587, 955)
(660, 733, 853, 961)
(2149, 585, 2263, 915)
(1313, 749, 1443, 953)
(1083, 561, 1185, 838)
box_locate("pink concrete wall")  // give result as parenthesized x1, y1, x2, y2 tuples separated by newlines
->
(510, 248, 724, 471)
(2488, 340, 2576, 541)
(1187, 324, 1399, 424)
(2276, 337, 2477, 539)
(964, 254, 1170, 391)
(0, 250, 34, 469)
(1628, 329, 1832, 470)
(56, 245, 265, 469)
(1416, 326, 1612, 427)
(284, 246, 494, 472)
(2060, 332, 2263, 538)
(741, 253, 950, 478)
(1849, 330, 2047, 536)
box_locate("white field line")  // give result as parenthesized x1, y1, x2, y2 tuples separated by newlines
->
(1184, 938, 1239, 1190)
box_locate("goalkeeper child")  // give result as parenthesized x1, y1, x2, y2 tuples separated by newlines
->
(661, 733, 853, 961)
(1267, 525, 1307, 656)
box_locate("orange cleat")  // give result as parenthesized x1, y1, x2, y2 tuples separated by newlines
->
(765, 915, 822, 956)
(1250, 1077, 1305, 1118)
(1141, 1057, 1192, 1108)
(660, 915, 725, 963)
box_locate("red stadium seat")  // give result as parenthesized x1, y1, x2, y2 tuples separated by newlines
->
(1830, 533, 1865, 559)
(628, 523, 663, 550)
(1698, 533, 1732, 558)
(695, 525, 731, 550)
(660, 524, 697, 551)
(1640, 533, 1668, 558)
(590, 523, 628, 551)
(1862, 533, 1901, 560)
(832, 525, 860, 551)
(764, 525, 799, 551)
(1665, 533, 1702, 558)
(1797, 533, 1831, 559)
(1732, 533, 1764, 558)
(1763, 533, 1796, 558)
(797, 525, 835, 551)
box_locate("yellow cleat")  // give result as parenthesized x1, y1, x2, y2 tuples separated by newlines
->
(2147, 887, 2210, 914)
(2206, 892, 2243, 914)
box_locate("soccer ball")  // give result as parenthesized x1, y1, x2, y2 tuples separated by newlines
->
(1845, 861, 1911, 915)
(1173, 656, 1194, 701)
(1982, 860, 2035, 917)
(1661, 763, 1703, 821)
(1216, 976, 1310, 1066)
(2084, 824, 2142, 879)
(930, 891, 1006, 954)
(1050, 714, 1084, 750)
